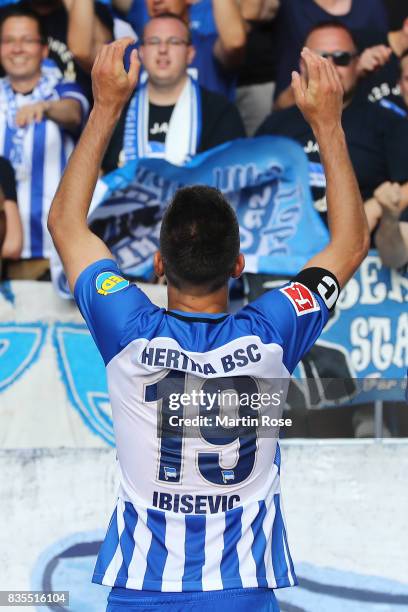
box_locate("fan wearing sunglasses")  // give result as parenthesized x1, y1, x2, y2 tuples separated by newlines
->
(318, 49, 358, 66)
(256, 20, 408, 237)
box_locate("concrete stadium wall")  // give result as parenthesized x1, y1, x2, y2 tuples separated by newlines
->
(0, 442, 407, 612)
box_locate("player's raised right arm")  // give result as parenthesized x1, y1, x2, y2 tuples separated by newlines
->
(48, 38, 140, 293)
(292, 48, 369, 288)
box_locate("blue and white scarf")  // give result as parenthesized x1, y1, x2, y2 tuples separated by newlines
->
(0, 70, 60, 180)
(123, 76, 202, 166)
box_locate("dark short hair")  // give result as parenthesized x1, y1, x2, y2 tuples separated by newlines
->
(142, 11, 192, 44)
(160, 186, 240, 292)
(304, 20, 358, 50)
(0, 4, 47, 44)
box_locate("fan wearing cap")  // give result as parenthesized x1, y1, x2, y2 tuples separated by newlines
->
(256, 21, 408, 235)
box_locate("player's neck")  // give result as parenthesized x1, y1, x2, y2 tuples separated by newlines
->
(9, 72, 41, 94)
(167, 285, 229, 314)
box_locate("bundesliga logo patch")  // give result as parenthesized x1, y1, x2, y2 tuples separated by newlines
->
(96, 272, 129, 296)
(280, 282, 320, 315)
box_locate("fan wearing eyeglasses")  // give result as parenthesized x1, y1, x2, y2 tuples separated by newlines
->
(0, 5, 89, 280)
(111, 0, 247, 102)
(102, 12, 246, 172)
(256, 21, 408, 238)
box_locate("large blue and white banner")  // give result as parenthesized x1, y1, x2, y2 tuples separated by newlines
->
(53, 136, 328, 296)
(86, 136, 329, 280)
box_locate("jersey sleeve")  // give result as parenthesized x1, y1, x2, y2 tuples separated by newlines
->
(55, 81, 90, 124)
(245, 267, 340, 373)
(74, 258, 157, 365)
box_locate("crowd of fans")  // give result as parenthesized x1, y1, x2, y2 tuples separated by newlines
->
(0, 0, 407, 284)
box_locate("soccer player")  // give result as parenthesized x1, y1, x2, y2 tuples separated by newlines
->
(48, 39, 369, 612)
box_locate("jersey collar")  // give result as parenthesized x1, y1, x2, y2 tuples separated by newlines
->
(165, 309, 228, 324)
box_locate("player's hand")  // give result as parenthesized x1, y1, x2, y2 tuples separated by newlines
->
(15, 101, 50, 127)
(357, 45, 392, 77)
(374, 181, 401, 219)
(292, 47, 343, 134)
(91, 37, 140, 115)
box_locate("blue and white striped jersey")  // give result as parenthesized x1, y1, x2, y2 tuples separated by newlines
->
(0, 73, 89, 259)
(75, 259, 339, 592)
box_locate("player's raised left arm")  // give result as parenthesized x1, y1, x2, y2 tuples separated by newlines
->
(292, 49, 369, 288)
(48, 38, 140, 293)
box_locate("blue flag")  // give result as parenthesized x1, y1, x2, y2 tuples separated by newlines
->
(88, 136, 329, 281)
